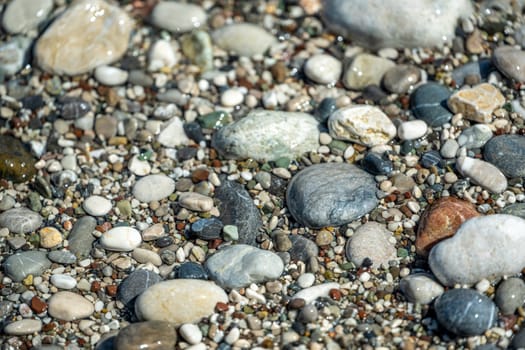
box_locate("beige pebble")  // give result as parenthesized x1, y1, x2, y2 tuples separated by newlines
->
(39, 226, 63, 248)
(178, 192, 214, 212)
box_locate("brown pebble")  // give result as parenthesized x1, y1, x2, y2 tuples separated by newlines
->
(288, 298, 306, 309)
(271, 61, 288, 83)
(329, 289, 342, 301)
(91, 281, 101, 292)
(216, 302, 229, 312)
(106, 284, 118, 296)
(31, 296, 47, 313)
(191, 168, 209, 183)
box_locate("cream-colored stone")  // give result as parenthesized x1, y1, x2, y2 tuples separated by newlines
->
(35, 0, 133, 75)
(328, 105, 397, 146)
(448, 83, 505, 123)
(343, 53, 395, 90)
(178, 192, 213, 212)
(39, 226, 63, 248)
(48, 291, 94, 321)
(456, 156, 507, 194)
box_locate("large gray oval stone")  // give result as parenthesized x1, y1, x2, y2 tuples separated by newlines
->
(3, 251, 51, 282)
(0, 207, 42, 234)
(286, 163, 378, 228)
(484, 134, 525, 178)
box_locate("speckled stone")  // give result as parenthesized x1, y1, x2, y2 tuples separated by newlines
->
(117, 269, 162, 307)
(495, 278, 525, 315)
(3, 251, 51, 282)
(399, 273, 444, 304)
(0, 135, 37, 183)
(493, 46, 525, 82)
(456, 156, 507, 194)
(429, 215, 525, 286)
(434, 288, 497, 336)
(212, 23, 276, 57)
(484, 135, 525, 178)
(114, 321, 177, 350)
(286, 163, 378, 229)
(448, 83, 505, 123)
(410, 83, 453, 127)
(0, 207, 42, 234)
(345, 222, 397, 268)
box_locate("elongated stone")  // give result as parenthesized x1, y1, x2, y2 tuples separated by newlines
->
(456, 156, 507, 194)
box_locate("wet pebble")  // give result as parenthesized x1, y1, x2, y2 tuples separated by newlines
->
(343, 53, 394, 90)
(493, 46, 525, 82)
(175, 262, 208, 280)
(410, 82, 453, 127)
(50, 274, 77, 290)
(179, 323, 203, 345)
(150, 1, 206, 33)
(495, 277, 525, 315)
(191, 218, 223, 240)
(0, 207, 42, 234)
(304, 54, 342, 85)
(400, 274, 444, 304)
(382, 64, 421, 93)
(457, 124, 493, 149)
(484, 134, 525, 178)
(361, 152, 393, 175)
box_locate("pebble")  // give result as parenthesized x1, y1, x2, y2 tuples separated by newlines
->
(222, 225, 239, 241)
(343, 53, 394, 90)
(410, 82, 453, 127)
(429, 215, 525, 286)
(47, 250, 77, 265)
(289, 235, 319, 262)
(345, 222, 397, 268)
(416, 196, 480, 256)
(100, 226, 142, 252)
(456, 156, 507, 194)
(0, 135, 37, 183)
(48, 291, 94, 321)
(131, 248, 162, 266)
(457, 124, 493, 149)
(83, 195, 112, 217)
(397, 120, 427, 141)
(179, 323, 203, 345)
(292, 282, 340, 304)
(297, 273, 316, 288)
(298, 303, 318, 323)
(448, 83, 505, 123)
(3, 251, 51, 282)
(148, 39, 177, 72)
(35, 0, 133, 75)
(221, 88, 244, 107)
(484, 134, 525, 178)
(181, 30, 213, 72)
(382, 64, 421, 93)
(94, 66, 128, 86)
(135, 279, 228, 325)
(213, 110, 320, 161)
(3, 319, 42, 335)
(58, 96, 91, 120)
(286, 163, 378, 228)
(205, 244, 284, 288)
(128, 155, 151, 176)
(50, 274, 77, 290)
(212, 23, 276, 57)
(399, 274, 444, 304)
(178, 192, 214, 212)
(495, 277, 525, 315)
(114, 321, 177, 350)
(440, 139, 460, 158)
(150, 1, 206, 33)
(512, 328, 525, 349)
(361, 152, 393, 176)
(117, 269, 161, 307)
(328, 105, 396, 146)
(2, 0, 53, 34)
(191, 218, 223, 240)
(157, 117, 190, 148)
(174, 262, 208, 280)
(501, 203, 525, 219)
(0, 207, 43, 234)
(304, 54, 342, 85)
(67, 216, 97, 259)
(132, 174, 175, 203)
(493, 46, 525, 82)
(322, 0, 473, 49)
(452, 59, 493, 87)
(434, 288, 497, 336)
(0, 36, 32, 77)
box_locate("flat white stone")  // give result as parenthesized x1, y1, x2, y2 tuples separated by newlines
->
(178, 192, 214, 212)
(150, 1, 206, 33)
(50, 274, 77, 290)
(397, 120, 428, 141)
(100, 226, 142, 252)
(429, 215, 525, 286)
(133, 174, 175, 203)
(179, 323, 203, 345)
(3, 319, 42, 335)
(212, 23, 276, 57)
(128, 154, 152, 176)
(94, 66, 128, 86)
(292, 282, 340, 304)
(83, 195, 112, 216)
(48, 291, 94, 321)
(399, 273, 444, 304)
(304, 54, 342, 85)
(148, 39, 177, 72)
(157, 117, 189, 148)
(456, 156, 507, 194)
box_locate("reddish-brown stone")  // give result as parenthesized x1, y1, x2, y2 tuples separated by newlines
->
(191, 169, 210, 183)
(106, 284, 118, 297)
(30, 296, 48, 313)
(416, 196, 480, 256)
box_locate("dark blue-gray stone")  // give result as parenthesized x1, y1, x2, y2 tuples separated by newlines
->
(47, 250, 77, 264)
(174, 262, 208, 280)
(501, 203, 525, 219)
(3, 251, 51, 282)
(68, 216, 97, 259)
(434, 288, 497, 336)
(57, 96, 91, 120)
(410, 82, 452, 127)
(451, 59, 494, 87)
(484, 135, 525, 178)
(314, 98, 337, 123)
(400, 140, 414, 156)
(511, 327, 525, 349)
(289, 235, 319, 262)
(420, 150, 443, 168)
(190, 218, 223, 240)
(215, 179, 263, 246)
(0, 207, 43, 234)
(495, 277, 525, 315)
(286, 163, 378, 229)
(361, 152, 393, 175)
(117, 269, 162, 307)
(183, 122, 205, 143)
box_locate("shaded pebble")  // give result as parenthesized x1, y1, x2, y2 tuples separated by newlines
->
(48, 291, 94, 321)
(117, 269, 162, 307)
(361, 152, 393, 175)
(382, 64, 421, 93)
(114, 321, 177, 350)
(493, 46, 525, 82)
(289, 235, 319, 262)
(501, 203, 525, 219)
(48, 250, 77, 264)
(3, 251, 51, 282)
(448, 83, 505, 123)
(399, 273, 444, 304)
(484, 134, 525, 178)
(57, 96, 91, 120)
(0, 207, 42, 234)
(440, 139, 459, 158)
(457, 124, 493, 149)
(150, 1, 206, 33)
(298, 303, 318, 323)
(314, 98, 337, 123)
(178, 192, 214, 212)
(451, 59, 493, 87)
(343, 53, 394, 90)
(174, 262, 208, 280)
(148, 39, 177, 72)
(297, 273, 316, 288)
(304, 54, 342, 85)
(410, 82, 453, 127)
(132, 174, 175, 203)
(83, 195, 112, 217)
(292, 283, 340, 304)
(100, 226, 142, 252)
(205, 244, 284, 288)
(456, 156, 507, 193)
(345, 222, 397, 268)
(495, 277, 525, 315)
(0, 36, 32, 77)
(67, 216, 97, 259)
(3, 319, 42, 335)
(0, 135, 37, 183)
(157, 117, 190, 147)
(191, 218, 223, 240)
(212, 23, 276, 57)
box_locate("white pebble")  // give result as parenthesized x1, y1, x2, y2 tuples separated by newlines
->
(179, 323, 203, 345)
(292, 282, 340, 304)
(100, 227, 142, 252)
(297, 273, 316, 288)
(221, 88, 244, 107)
(128, 154, 152, 176)
(50, 274, 77, 289)
(94, 66, 128, 86)
(397, 120, 427, 140)
(304, 54, 342, 85)
(225, 327, 240, 345)
(83, 195, 112, 217)
(148, 39, 177, 72)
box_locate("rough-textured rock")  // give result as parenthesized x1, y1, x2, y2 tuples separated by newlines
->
(429, 215, 525, 286)
(456, 156, 507, 194)
(410, 83, 453, 127)
(447, 83, 505, 123)
(212, 23, 276, 57)
(416, 197, 480, 256)
(484, 135, 525, 178)
(114, 321, 177, 350)
(0, 135, 37, 183)
(328, 105, 396, 146)
(212, 110, 320, 161)
(286, 163, 378, 228)
(399, 274, 444, 305)
(35, 0, 133, 75)
(343, 54, 395, 90)
(345, 222, 397, 268)
(0, 207, 42, 234)
(493, 46, 525, 82)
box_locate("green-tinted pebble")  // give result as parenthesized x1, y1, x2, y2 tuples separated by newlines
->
(222, 225, 239, 241)
(329, 140, 347, 155)
(181, 30, 213, 72)
(116, 200, 132, 218)
(197, 111, 232, 129)
(397, 247, 409, 258)
(45, 76, 62, 95)
(0, 135, 37, 183)
(273, 156, 291, 168)
(261, 163, 272, 172)
(28, 192, 42, 212)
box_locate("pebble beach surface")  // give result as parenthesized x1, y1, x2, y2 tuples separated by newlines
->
(3, 0, 525, 349)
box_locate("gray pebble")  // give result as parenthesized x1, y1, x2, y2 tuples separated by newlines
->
(410, 82, 453, 127)
(67, 216, 97, 259)
(484, 134, 525, 178)
(298, 303, 318, 323)
(0, 207, 43, 234)
(495, 277, 525, 315)
(117, 269, 162, 307)
(3, 251, 51, 282)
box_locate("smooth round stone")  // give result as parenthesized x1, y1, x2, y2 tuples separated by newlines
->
(501, 203, 525, 219)
(114, 321, 177, 350)
(150, 1, 206, 33)
(100, 226, 142, 252)
(361, 152, 393, 175)
(47, 250, 77, 265)
(297, 273, 316, 289)
(484, 135, 525, 178)
(0, 36, 32, 77)
(0, 207, 42, 234)
(3, 319, 42, 335)
(212, 110, 320, 161)
(343, 53, 395, 90)
(148, 39, 177, 71)
(440, 139, 460, 158)
(420, 150, 443, 169)
(304, 54, 342, 85)
(0, 194, 15, 211)
(174, 262, 208, 280)
(128, 155, 151, 176)
(286, 163, 378, 229)
(38, 226, 62, 249)
(179, 323, 203, 345)
(117, 269, 161, 307)
(178, 192, 214, 212)
(35, 0, 133, 75)
(132, 248, 162, 266)
(48, 291, 94, 321)
(457, 124, 493, 149)
(511, 327, 525, 349)
(157, 117, 190, 148)
(292, 282, 340, 304)
(221, 88, 244, 107)
(2, 0, 53, 34)
(83, 195, 112, 217)
(205, 244, 284, 288)
(322, 0, 473, 49)
(429, 215, 525, 286)
(399, 273, 444, 304)
(410, 83, 453, 127)
(3, 251, 51, 282)
(212, 23, 277, 57)
(456, 156, 507, 194)
(346, 222, 397, 268)
(493, 46, 525, 82)
(495, 278, 525, 315)
(289, 235, 319, 262)
(68, 216, 97, 259)
(50, 274, 77, 290)
(397, 120, 427, 141)
(133, 174, 175, 203)
(94, 66, 128, 86)
(382, 64, 421, 93)
(298, 303, 318, 323)
(135, 279, 228, 325)
(0, 135, 37, 183)
(434, 288, 497, 336)
(314, 98, 337, 123)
